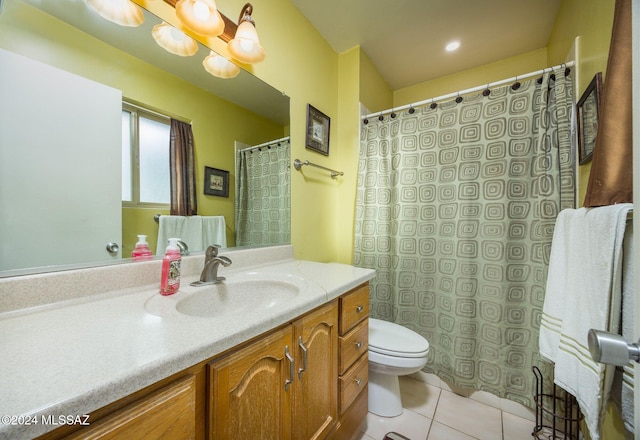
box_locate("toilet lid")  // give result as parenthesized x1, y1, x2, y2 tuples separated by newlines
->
(369, 318, 430, 357)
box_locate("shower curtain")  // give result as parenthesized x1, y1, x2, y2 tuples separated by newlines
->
(354, 69, 574, 408)
(235, 138, 291, 247)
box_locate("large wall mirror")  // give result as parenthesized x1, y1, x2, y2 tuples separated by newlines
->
(0, 0, 291, 277)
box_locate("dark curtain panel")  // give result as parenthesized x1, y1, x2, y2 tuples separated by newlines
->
(169, 119, 197, 216)
(583, 0, 632, 207)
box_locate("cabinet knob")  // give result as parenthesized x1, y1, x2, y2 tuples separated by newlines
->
(354, 378, 362, 386)
(355, 341, 363, 349)
(355, 305, 364, 313)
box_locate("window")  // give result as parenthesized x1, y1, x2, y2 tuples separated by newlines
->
(122, 103, 171, 206)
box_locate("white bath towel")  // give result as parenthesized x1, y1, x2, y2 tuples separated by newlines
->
(156, 215, 227, 254)
(616, 222, 634, 434)
(202, 216, 227, 249)
(539, 204, 632, 440)
(156, 215, 203, 255)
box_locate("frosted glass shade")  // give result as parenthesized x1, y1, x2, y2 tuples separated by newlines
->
(152, 22, 198, 57)
(86, 0, 144, 27)
(228, 20, 265, 64)
(203, 51, 240, 79)
(175, 0, 225, 37)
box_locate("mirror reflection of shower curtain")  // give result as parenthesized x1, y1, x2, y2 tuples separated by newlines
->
(354, 69, 574, 409)
(235, 138, 291, 247)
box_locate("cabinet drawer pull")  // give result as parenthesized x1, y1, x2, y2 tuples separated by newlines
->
(298, 337, 308, 378)
(355, 341, 363, 349)
(285, 345, 294, 391)
(354, 378, 363, 386)
(355, 305, 364, 313)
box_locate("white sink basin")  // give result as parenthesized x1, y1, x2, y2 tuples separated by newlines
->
(145, 272, 306, 319)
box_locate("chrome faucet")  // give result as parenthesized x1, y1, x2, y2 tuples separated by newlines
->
(190, 245, 232, 286)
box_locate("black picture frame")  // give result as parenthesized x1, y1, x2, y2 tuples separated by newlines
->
(203, 166, 229, 197)
(305, 104, 331, 156)
(577, 72, 602, 165)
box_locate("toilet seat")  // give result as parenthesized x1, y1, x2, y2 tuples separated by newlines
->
(369, 318, 429, 358)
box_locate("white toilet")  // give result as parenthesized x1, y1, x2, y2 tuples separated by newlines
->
(368, 318, 430, 417)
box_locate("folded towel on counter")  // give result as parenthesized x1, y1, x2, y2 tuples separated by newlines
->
(539, 203, 633, 440)
(156, 215, 226, 254)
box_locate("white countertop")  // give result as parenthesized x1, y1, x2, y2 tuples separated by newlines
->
(0, 248, 375, 439)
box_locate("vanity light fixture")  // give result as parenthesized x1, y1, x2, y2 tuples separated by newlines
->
(227, 3, 265, 64)
(86, 0, 144, 27)
(175, 0, 225, 37)
(152, 22, 199, 56)
(203, 51, 240, 78)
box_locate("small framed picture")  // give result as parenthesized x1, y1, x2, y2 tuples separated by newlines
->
(204, 166, 229, 197)
(577, 72, 602, 165)
(305, 104, 331, 156)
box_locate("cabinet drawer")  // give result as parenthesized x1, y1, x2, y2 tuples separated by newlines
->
(339, 285, 369, 334)
(339, 319, 368, 375)
(339, 354, 368, 415)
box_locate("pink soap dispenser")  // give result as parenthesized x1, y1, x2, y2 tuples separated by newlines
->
(160, 238, 182, 296)
(131, 234, 153, 261)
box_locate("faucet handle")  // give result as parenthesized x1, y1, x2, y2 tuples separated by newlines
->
(205, 244, 222, 259)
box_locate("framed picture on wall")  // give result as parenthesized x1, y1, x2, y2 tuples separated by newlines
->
(305, 104, 331, 156)
(204, 166, 229, 197)
(577, 72, 602, 165)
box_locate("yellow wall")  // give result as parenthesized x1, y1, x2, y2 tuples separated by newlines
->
(547, 0, 615, 207)
(393, 48, 548, 107)
(359, 50, 394, 114)
(0, 0, 621, 270)
(547, 1, 622, 438)
(0, 1, 285, 256)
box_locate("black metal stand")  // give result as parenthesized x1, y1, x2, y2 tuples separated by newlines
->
(532, 366, 582, 439)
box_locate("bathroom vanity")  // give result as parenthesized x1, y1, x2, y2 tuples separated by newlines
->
(0, 246, 373, 440)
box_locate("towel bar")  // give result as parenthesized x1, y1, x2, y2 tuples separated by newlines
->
(293, 159, 343, 179)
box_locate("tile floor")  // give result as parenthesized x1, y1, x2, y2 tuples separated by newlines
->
(357, 376, 537, 440)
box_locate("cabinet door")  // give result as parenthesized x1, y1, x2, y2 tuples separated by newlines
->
(208, 326, 294, 440)
(65, 375, 196, 440)
(293, 302, 339, 440)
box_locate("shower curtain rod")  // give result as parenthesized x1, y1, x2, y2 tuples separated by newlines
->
(240, 136, 290, 152)
(363, 61, 574, 121)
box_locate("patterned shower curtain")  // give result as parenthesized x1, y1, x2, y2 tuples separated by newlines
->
(235, 138, 291, 247)
(354, 69, 574, 408)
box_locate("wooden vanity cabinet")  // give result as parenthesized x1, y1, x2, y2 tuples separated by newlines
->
(49, 374, 200, 440)
(207, 301, 338, 440)
(329, 284, 369, 440)
(39, 284, 370, 440)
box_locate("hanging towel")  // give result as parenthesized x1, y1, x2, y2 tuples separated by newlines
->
(202, 216, 227, 249)
(611, 221, 634, 434)
(539, 203, 632, 440)
(156, 215, 203, 255)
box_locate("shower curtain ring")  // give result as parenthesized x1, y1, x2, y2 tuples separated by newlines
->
(512, 75, 521, 90)
(408, 106, 415, 114)
(429, 99, 437, 110)
(483, 83, 491, 96)
(455, 93, 463, 104)
(378, 112, 384, 121)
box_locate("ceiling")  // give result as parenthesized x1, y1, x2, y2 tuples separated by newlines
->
(290, 0, 562, 90)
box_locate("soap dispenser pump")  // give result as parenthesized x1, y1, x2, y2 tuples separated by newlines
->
(160, 238, 182, 296)
(131, 234, 153, 261)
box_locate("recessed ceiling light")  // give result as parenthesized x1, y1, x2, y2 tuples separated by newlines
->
(446, 41, 460, 52)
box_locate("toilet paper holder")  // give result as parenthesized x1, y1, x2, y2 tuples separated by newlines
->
(587, 329, 640, 366)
